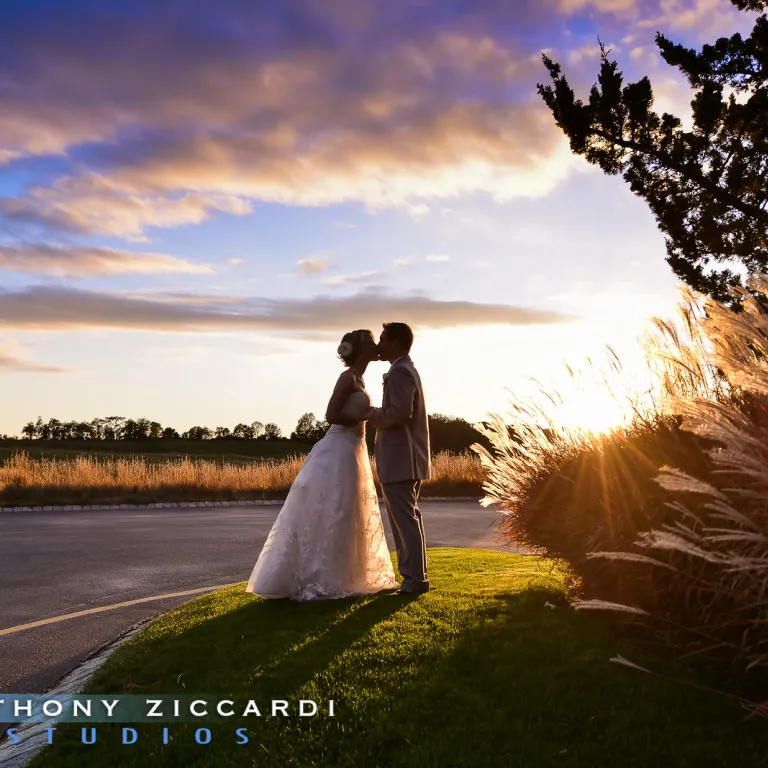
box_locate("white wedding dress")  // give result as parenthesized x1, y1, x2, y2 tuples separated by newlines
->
(246, 389, 399, 601)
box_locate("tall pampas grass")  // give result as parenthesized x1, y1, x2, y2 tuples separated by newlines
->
(474, 275, 768, 710)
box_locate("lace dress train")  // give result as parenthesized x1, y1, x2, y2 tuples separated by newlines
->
(246, 424, 398, 601)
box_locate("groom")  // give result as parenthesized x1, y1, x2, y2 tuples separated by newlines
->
(369, 322, 431, 594)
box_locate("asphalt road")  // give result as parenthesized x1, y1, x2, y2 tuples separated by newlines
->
(0, 500, 516, 697)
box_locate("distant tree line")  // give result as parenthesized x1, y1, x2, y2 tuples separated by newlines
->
(18, 413, 491, 454)
(19, 416, 285, 442)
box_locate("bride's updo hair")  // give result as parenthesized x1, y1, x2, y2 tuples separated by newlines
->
(337, 329, 374, 366)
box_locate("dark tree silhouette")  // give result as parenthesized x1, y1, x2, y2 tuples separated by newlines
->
(262, 422, 283, 441)
(12, 412, 489, 450)
(126, 419, 154, 440)
(72, 421, 93, 440)
(428, 414, 492, 454)
(291, 412, 317, 441)
(232, 423, 255, 439)
(103, 416, 125, 440)
(311, 419, 330, 442)
(182, 425, 213, 440)
(291, 413, 330, 443)
(121, 419, 140, 440)
(537, 1, 768, 306)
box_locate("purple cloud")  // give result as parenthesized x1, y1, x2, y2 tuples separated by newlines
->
(0, 0, 751, 237)
(0, 285, 578, 333)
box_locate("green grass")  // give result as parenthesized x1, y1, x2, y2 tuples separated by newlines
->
(27, 549, 768, 767)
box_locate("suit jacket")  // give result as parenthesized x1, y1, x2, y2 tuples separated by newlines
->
(371, 355, 431, 484)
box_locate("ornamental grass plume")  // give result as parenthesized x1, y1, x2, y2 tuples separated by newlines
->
(598, 279, 768, 675)
(473, 276, 768, 710)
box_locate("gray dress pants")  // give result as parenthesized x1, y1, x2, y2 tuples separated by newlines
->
(381, 480, 429, 592)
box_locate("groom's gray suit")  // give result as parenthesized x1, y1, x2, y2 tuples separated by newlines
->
(371, 355, 431, 592)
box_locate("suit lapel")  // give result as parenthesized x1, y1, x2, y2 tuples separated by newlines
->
(383, 355, 413, 400)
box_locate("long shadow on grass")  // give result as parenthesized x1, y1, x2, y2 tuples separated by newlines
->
(85, 587, 412, 701)
(22, 588, 417, 767)
(28, 581, 768, 768)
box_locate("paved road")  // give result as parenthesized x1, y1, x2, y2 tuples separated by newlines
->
(0, 500, 516, 697)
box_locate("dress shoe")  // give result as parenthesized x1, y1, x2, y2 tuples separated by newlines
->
(395, 585, 430, 596)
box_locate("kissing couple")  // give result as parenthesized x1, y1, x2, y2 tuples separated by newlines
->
(246, 322, 431, 601)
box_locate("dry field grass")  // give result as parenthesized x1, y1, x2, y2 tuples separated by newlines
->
(0, 449, 486, 506)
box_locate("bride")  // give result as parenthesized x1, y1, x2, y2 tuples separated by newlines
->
(246, 329, 399, 601)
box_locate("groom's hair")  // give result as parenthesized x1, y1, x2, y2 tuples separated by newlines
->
(383, 322, 413, 353)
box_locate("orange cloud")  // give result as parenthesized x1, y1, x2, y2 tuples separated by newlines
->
(0, 339, 66, 373)
(297, 258, 331, 274)
(0, 174, 251, 238)
(0, 243, 213, 278)
(0, 20, 580, 236)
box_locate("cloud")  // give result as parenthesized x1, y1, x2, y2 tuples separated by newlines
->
(568, 41, 622, 65)
(0, 285, 579, 333)
(0, 1, 586, 237)
(393, 258, 410, 269)
(0, 174, 252, 239)
(634, 0, 752, 36)
(1, 0, 733, 240)
(426, 253, 451, 262)
(0, 6, 548, 162)
(321, 271, 382, 285)
(0, 243, 213, 278)
(1, 102, 575, 238)
(297, 257, 331, 274)
(0, 354, 65, 373)
(0, 339, 65, 373)
(558, 0, 637, 11)
(407, 203, 430, 218)
(227, 257, 244, 266)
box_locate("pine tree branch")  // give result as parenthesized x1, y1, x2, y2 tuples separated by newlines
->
(590, 127, 768, 225)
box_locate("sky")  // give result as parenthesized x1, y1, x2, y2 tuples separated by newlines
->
(0, 0, 759, 437)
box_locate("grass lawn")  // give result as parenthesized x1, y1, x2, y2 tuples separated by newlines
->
(28, 549, 768, 767)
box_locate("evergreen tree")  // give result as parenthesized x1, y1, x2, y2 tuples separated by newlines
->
(537, 1, 768, 306)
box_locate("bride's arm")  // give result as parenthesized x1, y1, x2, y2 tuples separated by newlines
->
(325, 370, 360, 427)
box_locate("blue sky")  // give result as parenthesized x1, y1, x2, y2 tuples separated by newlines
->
(0, 0, 759, 436)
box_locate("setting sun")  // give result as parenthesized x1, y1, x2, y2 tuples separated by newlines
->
(547, 389, 635, 436)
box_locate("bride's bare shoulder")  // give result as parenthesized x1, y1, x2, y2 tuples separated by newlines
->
(334, 369, 355, 389)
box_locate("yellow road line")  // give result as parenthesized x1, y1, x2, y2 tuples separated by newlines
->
(0, 583, 241, 636)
